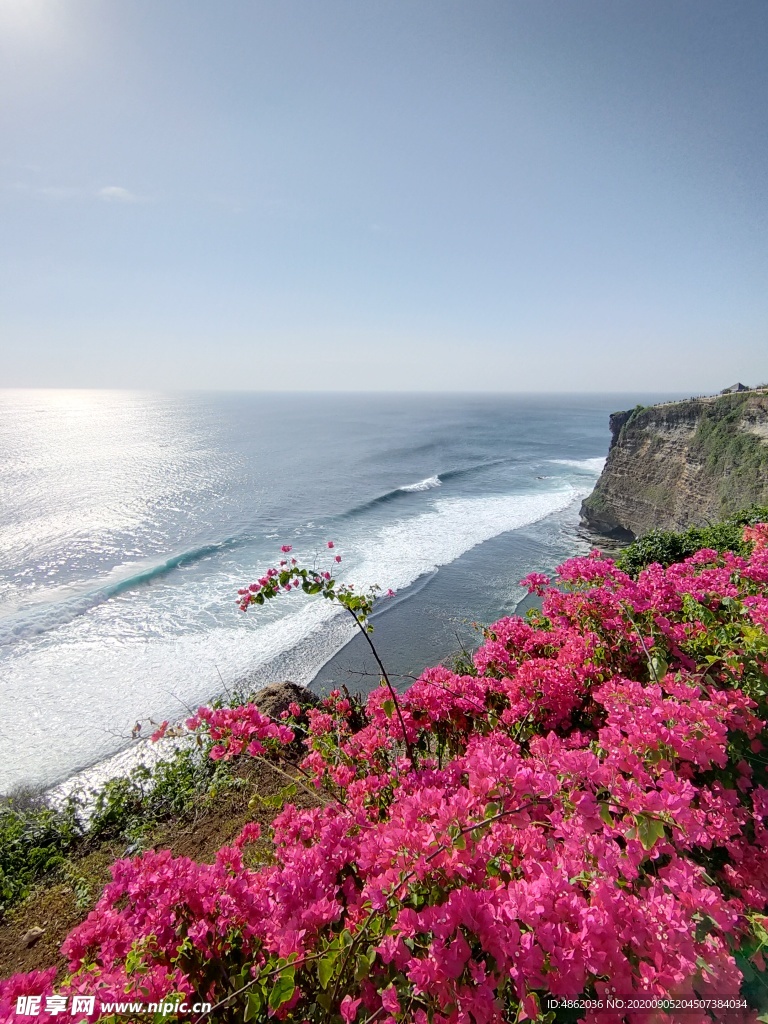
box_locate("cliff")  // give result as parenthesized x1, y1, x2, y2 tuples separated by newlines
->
(581, 390, 768, 538)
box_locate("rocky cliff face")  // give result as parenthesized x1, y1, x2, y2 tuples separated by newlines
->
(581, 391, 768, 538)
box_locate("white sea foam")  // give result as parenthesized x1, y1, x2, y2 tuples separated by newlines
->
(398, 475, 441, 492)
(550, 457, 606, 473)
(49, 734, 195, 812)
(0, 597, 353, 793)
(1, 485, 588, 793)
(348, 486, 581, 593)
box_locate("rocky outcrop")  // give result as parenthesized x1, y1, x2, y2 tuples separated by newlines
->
(581, 391, 768, 538)
(251, 681, 320, 719)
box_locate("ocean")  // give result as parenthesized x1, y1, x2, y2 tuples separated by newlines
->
(0, 390, 675, 793)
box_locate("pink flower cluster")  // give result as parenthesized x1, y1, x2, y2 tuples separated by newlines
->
(3, 529, 768, 1022)
(187, 703, 295, 760)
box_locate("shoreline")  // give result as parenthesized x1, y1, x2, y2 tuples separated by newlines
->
(43, 503, 614, 805)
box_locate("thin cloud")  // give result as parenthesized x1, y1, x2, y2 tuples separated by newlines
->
(3, 180, 147, 203)
(97, 185, 141, 203)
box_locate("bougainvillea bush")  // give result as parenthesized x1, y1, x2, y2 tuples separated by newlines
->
(4, 529, 768, 1023)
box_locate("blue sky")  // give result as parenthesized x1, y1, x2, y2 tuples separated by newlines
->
(1, 0, 767, 391)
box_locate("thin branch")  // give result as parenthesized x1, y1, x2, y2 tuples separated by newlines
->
(620, 601, 661, 683)
(249, 754, 339, 810)
(344, 606, 414, 762)
(339, 666, 420, 683)
(360, 1008, 386, 1024)
(192, 951, 327, 1023)
(214, 663, 233, 703)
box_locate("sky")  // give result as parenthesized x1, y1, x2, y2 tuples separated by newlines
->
(1, 0, 767, 392)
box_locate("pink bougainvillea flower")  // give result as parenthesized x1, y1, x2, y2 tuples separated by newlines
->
(6, 528, 768, 1022)
(339, 995, 361, 1021)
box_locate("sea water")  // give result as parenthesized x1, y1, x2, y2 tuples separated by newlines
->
(0, 390, 675, 792)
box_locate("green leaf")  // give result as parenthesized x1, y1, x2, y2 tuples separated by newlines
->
(636, 814, 665, 851)
(268, 965, 296, 1010)
(695, 954, 715, 977)
(354, 946, 377, 981)
(317, 955, 335, 990)
(599, 802, 613, 827)
(382, 699, 395, 718)
(250, 780, 298, 811)
(648, 654, 668, 680)
(244, 989, 263, 1021)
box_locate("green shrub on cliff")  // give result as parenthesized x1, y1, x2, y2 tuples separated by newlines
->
(691, 394, 768, 509)
(0, 743, 234, 915)
(616, 503, 768, 575)
(0, 799, 81, 914)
